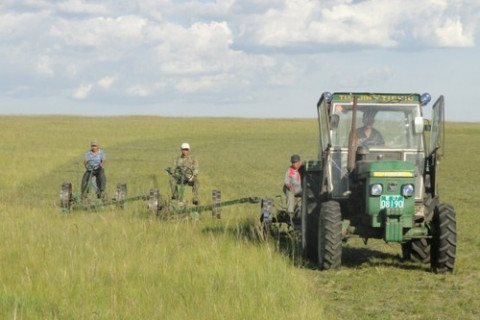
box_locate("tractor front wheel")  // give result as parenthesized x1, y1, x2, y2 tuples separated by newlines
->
(431, 203, 456, 273)
(402, 238, 431, 264)
(317, 201, 342, 270)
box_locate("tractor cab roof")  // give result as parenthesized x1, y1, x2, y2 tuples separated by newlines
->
(319, 92, 432, 107)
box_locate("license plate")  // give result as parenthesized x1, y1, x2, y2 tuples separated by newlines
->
(380, 195, 404, 209)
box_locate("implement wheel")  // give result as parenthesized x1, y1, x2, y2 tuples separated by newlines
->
(60, 182, 73, 211)
(115, 184, 127, 209)
(148, 188, 160, 215)
(317, 201, 342, 270)
(431, 203, 457, 273)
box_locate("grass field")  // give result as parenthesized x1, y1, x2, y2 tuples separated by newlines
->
(0, 116, 479, 319)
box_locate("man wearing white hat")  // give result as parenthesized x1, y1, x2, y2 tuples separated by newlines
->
(169, 142, 200, 205)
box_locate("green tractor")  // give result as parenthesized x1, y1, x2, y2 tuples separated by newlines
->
(300, 92, 456, 273)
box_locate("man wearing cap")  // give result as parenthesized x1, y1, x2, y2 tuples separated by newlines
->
(169, 142, 200, 205)
(81, 140, 107, 200)
(283, 154, 302, 217)
(356, 110, 385, 147)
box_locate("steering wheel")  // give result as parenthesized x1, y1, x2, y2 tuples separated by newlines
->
(175, 167, 195, 182)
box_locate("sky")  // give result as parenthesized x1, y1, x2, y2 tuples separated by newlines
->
(1, 0, 479, 121)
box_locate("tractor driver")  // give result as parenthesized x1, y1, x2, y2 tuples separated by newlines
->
(356, 110, 385, 147)
(169, 142, 200, 205)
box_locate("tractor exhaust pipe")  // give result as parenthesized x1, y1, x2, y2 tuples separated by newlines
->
(347, 95, 358, 172)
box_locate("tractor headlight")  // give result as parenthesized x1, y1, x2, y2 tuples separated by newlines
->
(401, 184, 415, 197)
(370, 183, 383, 196)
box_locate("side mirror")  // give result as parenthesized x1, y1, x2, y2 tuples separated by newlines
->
(330, 114, 339, 129)
(414, 116, 424, 134)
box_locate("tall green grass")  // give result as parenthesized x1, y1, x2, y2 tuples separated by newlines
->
(0, 205, 323, 319)
(0, 116, 479, 319)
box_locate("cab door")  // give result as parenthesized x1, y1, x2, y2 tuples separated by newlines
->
(427, 95, 445, 198)
(317, 95, 332, 155)
(316, 94, 334, 194)
(429, 95, 445, 159)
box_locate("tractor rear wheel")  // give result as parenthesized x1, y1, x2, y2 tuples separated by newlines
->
(402, 238, 431, 264)
(301, 171, 322, 262)
(302, 199, 318, 261)
(317, 201, 342, 270)
(431, 203, 456, 273)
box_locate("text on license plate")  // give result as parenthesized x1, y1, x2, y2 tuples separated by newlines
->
(380, 195, 404, 209)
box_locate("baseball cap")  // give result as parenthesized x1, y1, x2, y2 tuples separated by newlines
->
(181, 142, 190, 150)
(91, 140, 99, 146)
(290, 154, 301, 163)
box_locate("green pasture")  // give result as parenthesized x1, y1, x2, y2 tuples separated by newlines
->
(0, 116, 479, 319)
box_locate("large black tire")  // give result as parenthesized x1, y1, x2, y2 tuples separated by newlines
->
(302, 200, 319, 261)
(402, 238, 431, 264)
(317, 201, 342, 270)
(301, 173, 321, 261)
(431, 203, 456, 273)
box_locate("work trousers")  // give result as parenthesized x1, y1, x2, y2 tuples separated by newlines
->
(81, 167, 106, 197)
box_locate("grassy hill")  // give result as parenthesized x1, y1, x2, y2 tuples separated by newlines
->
(0, 116, 479, 319)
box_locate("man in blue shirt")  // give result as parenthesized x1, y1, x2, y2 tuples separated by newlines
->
(81, 140, 107, 200)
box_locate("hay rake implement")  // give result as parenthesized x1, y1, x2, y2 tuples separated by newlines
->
(60, 182, 260, 219)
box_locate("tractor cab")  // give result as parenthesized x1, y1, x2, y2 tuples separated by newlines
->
(317, 93, 444, 208)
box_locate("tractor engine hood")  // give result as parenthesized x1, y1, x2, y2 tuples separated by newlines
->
(355, 160, 416, 180)
(353, 159, 417, 242)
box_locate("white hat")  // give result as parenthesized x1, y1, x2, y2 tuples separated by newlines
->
(181, 142, 190, 150)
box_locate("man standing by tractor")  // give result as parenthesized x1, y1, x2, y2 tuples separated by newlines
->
(283, 154, 302, 218)
(81, 140, 107, 200)
(169, 142, 200, 205)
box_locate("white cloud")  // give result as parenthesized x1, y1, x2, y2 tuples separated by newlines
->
(48, 15, 149, 49)
(127, 85, 149, 97)
(434, 18, 474, 46)
(156, 21, 236, 75)
(236, 0, 478, 49)
(98, 76, 116, 89)
(72, 83, 93, 99)
(56, 0, 107, 14)
(174, 74, 231, 93)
